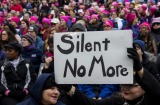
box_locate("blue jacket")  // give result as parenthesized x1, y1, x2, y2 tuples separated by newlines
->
(78, 84, 119, 99)
(34, 36, 44, 52)
(17, 73, 65, 105)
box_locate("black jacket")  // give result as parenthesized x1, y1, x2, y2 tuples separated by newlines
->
(0, 56, 37, 95)
(69, 69, 160, 105)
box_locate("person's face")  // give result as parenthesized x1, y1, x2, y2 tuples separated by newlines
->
(5, 48, 19, 60)
(60, 19, 66, 26)
(103, 25, 112, 31)
(13, 0, 18, 5)
(85, 10, 90, 16)
(49, 30, 56, 37)
(133, 17, 138, 25)
(139, 26, 149, 37)
(152, 23, 160, 30)
(121, 83, 145, 100)
(1, 31, 8, 41)
(29, 20, 36, 26)
(42, 22, 49, 28)
(21, 38, 30, 47)
(7, 13, 12, 18)
(10, 21, 17, 27)
(28, 29, 36, 37)
(21, 21, 27, 28)
(91, 17, 97, 23)
(111, 12, 117, 19)
(23, 15, 30, 21)
(42, 87, 60, 105)
(102, 17, 108, 23)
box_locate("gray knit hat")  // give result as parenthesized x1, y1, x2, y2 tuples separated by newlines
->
(22, 34, 34, 44)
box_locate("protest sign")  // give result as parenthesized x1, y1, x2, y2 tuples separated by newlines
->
(54, 30, 133, 84)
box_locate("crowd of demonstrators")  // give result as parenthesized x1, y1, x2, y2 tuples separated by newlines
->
(0, 0, 159, 105)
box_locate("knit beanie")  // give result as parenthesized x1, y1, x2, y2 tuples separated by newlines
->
(10, 16, 20, 24)
(139, 22, 151, 31)
(42, 17, 51, 25)
(91, 14, 98, 20)
(151, 17, 160, 25)
(60, 16, 70, 23)
(141, 4, 147, 11)
(126, 13, 136, 23)
(149, 5, 157, 14)
(133, 40, 145, 53)
(103, 20, 114, 28)
(22, 34, 34, 44)
(42, 76, 57, 90)
(29, 25, 39, 35)
(30, 16, 38, 22)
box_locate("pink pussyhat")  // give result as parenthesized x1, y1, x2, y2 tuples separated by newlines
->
(30, 16, 38, 22)
(42, 17, 51, 25)
(139, 22, 151, 31)
(10, 16, 20, 23)
(126, 13, 136, 23)
(60, 16, 70, 23)
(103, 20, 114, 28)
(91, 14, 98, 20)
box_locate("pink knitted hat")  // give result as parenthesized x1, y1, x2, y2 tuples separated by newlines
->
(126, 13, 136, 23)
(103, 20, 114, 28)
(141, 4, 147, 11)
(42, 17, 51, 25)
(83, 15, 91, 21)
(91, 14, 98, 20)
(139, 22, 151, 31)
(10, 16, 20, 23)
(30, 16, 38, 22)
(60, 16, 70, 23)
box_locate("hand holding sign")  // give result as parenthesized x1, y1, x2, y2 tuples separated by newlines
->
(127, 48, 142, 72)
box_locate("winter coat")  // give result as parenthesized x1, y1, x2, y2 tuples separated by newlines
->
(69, 69, 160, 105)
(0, 56, 37, 95)
(142, 54, 160, 83)
(21, 46, 43, 74)
(16, 73, 65, 105)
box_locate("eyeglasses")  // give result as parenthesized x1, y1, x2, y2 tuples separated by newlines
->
(120, 84, 140, 88)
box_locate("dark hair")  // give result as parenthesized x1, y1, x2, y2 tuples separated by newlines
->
(47, 37, 53, 45)
(4, 23, 17, 34)
(21, 19, 29, 27)
(1, 29, 18, 42)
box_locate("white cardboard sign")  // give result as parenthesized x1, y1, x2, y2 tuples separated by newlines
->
(54, 30, 133, 84)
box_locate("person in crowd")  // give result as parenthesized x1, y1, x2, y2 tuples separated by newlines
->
(21, 34, 43, 75)
(59, 16, 70, 32)
(44, 27, 56, 52)
(103, 20, 114, 31)
(137, 22, 157, 55)
(10, 0, 23, 13)
(28, 25, 44, 52)
(29, 16, 38, 26)
(124, 13, 139, 39)
(0, 29, 18, 49)
(50, 18, 60, 31)
(151, 17, 160, 54)
(87, 14, 101, 31)
(40, 17, 51, 41)
(16, 73, 65, 105)
(9, 16, 20, 33)
(3, 23, 21, 43)
(0, 41, 37, 105)
(18, 19, 29, 37)
(57, 46, 160, 105)
(42, 37, 54, 74)
(110, 10, 125, 30)
(134, 39, 160, 83)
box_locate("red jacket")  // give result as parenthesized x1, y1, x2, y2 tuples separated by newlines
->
(10, 4, 22, 12)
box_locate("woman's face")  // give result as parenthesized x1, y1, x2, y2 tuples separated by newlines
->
(60, 19, 66, 26)
(1, 30, 8, 41)
(21, 38, 30, 47)
(21, 21, 27, 29)
(121, 83, 145, 100)
(103, 25, 112, 31)
(42, 87, 60, 105)
(152, 23, 160, 30)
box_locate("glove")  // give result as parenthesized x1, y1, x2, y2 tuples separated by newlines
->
(57, 84, 72, 92)
(127, 48, 142, 71)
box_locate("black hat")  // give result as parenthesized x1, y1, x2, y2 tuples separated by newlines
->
(42, 76, 57, 90)
(29, 25, 39, 35)
(71, 23, 85, 32)
(4, 41, 23, 53)
(22, 34, 34, 44)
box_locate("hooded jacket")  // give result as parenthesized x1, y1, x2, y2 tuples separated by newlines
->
(16, 73, 65, 105)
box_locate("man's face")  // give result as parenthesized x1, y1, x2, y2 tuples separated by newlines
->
(28, 29, 36, 38)
(139, 25, 149, 37)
